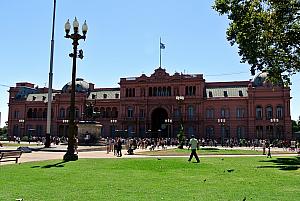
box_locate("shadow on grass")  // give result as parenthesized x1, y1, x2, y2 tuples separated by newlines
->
(31, 161, 69, 169)
(257, 157, 300, 171)
(199, 148, 219, 151)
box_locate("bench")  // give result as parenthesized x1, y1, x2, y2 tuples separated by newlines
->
(0, 151, 23, 164)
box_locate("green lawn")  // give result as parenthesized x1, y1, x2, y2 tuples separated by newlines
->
(1, 157, 299, 201)
(138, 147, 264, 156)
(137, 147, 296, 156)
(1, 142, 41, 147)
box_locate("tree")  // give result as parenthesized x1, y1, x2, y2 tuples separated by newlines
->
(292, 120, 300, 133)
(213, 0, 300, 84)
(0, 126, 8, 139)
(177, 125, 185, 149)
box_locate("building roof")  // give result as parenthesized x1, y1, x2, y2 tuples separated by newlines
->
(61, 78, 90, 93)
(26, 93, 58, 102)
(87, 90, 120, 100)
(206, 86, 248, 98)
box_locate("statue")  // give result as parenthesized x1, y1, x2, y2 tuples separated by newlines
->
(83, 102, 100, 121)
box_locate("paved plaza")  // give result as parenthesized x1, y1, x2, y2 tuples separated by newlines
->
(1, 141, 298, 166)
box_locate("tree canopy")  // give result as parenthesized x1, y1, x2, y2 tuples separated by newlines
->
(213, 0, 300, 84)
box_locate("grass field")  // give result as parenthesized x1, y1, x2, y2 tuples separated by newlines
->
(1, 156, 299, 201)
(1, 142, 41, 147)
(136, 147, 292, 156)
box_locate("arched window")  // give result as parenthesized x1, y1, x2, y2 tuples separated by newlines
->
(27, 108, 33, 118)
(236, 126, 246, 139)
(127, 107, 133, 118)
(206, 108, 214, 119)
(189, 86, 193, 96)
(174, 108, 180, 118)
(265, 106, 273, 120)
(33, 108, 37, 118)
(221, 108, 230, 118)
(185, 86, 188, 95)
(66, 107, 71, 118)
(112, 107, 118, 118)
(14, 110, 20, 119)
(256, 126, 263, 139)
(13, 124, 19, 137)
(206, 126, 214, 139)
(158, 87, 162, 96)
(153, 87, 157, 96)
(236, 107, 245, 118)
(193, 86, 196, 95)
(59, 108, 65, 119)
(149, 87, 152, 96)
(187, 127, 194, 137)
(100, 107, 105, 118)
(106, 107, 111, 118)
(38, 108, 43, 118)
(276, 106, 283, 119)
(162, 87, 166, 96)
(256, 106, 263, 120)
(129, 88, 132, 97)
(43, 108, 47, 118)
(167, 86, 171, 96)
(188, 105, 194, 119)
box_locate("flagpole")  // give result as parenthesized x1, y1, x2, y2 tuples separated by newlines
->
(159, 37, 162, 68)
(45, 0, 56, 148)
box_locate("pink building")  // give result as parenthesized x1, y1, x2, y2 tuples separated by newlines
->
(7, 67, 292, 141)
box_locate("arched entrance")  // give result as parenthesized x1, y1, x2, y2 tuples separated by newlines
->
(151, 107, 168, 138)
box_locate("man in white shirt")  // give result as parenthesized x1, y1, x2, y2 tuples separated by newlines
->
(188, 135, 200, 163)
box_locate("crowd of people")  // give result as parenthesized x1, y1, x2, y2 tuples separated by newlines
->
(4, 135, 300, 156)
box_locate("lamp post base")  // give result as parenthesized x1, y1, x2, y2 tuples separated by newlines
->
(45, 134, 51, 148)
(63, 152, 78, 161)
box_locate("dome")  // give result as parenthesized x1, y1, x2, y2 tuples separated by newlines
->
(252, 72, 269, 87)
(62, 78, 90, 93)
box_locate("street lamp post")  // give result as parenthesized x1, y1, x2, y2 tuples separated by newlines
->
(176, 96, 185, 127)
(176, 96, 185, 148)
(62, 119, 69, 138)
(110, 119, 117, 138)
(165, 118, 172, 138)
(270, 118, 279, 140)
(63, 17, 88, 161)
(18, 119, 24, 138)
(217, 118, 226, 146)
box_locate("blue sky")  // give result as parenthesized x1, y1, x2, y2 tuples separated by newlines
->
(0, 0, 299, 127)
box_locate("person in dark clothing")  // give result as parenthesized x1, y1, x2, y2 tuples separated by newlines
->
(267, 144, 272, 158)
(117, 138, 122, 157)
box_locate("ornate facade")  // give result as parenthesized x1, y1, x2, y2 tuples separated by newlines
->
(7, 67, 292, 141)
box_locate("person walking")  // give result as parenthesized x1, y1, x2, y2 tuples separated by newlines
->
(267, 143, 272, 158)
(188, 135, 200, 163)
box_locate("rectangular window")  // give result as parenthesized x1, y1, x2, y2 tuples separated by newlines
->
(276, 106, 283, 119)
(127, 108, 133, 118)
(206, 109, 214, 119)
(14, 111, 20, 119)
(236, 108, 245, 118)
(256, 107, 262, 119)
(139, 109, 144, 118)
